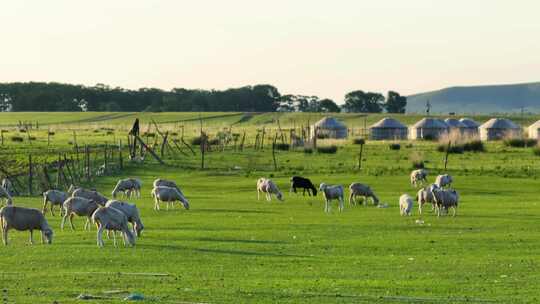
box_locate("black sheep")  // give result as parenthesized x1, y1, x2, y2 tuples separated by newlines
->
(290, 176, 317, 196)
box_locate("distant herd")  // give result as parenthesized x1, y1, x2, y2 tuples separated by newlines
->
(0, 169, 458, 247)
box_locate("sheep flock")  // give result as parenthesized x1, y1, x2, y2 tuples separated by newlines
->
(0, 170, 460, 247)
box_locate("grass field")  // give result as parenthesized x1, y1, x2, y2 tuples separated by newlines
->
(0, 112, 539, 303)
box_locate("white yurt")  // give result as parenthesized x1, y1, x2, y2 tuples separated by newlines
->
(528, 120, 540, 139)
(444, 118, 466, 134)
(369, 117, 408, 140)
(479, 118, 521, 141)
(310, 117, 348, 139)
(409, 118, 449, 140)
(459, 118, 480, 136)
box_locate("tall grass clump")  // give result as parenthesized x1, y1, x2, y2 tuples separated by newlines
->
(353, 138, 366, 145)
(437, 130, 485, 153)
(10, 136, 24, 142)
(274, 143, 290, 151)
(410, 151, 425, 169)
(389, 143, 401, 150)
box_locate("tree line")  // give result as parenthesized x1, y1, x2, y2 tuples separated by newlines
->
(0, 82, 406, 113)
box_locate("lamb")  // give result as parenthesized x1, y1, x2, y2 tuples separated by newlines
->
(105, 200, 144, 237)
(151, 186, 190, 211)
(348, 183, 379, 206)
(256, 178, 284, 202)
(112, 178, 142, 199)
(92, 206, 135, 247)
(0, 186, 13, 207)
(1, 178, 15, 196)
(432, 188, 459, 217)
(153, 178, 184, 196)
(399, 194, 414, 216)
(42, 189, 68, 216)
(416, 184, 440, 215)
(61, 197, 99, 230)
(435, 174, 453, 188)
(290, 176, 317, 196)
(0, 206, 53, 245)
(71, 188, 108, 206)
(319, 183, 344, 212)
(410, 169, 428, 187)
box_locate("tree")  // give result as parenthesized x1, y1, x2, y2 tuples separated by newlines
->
(343, 90, 384, 113)
(319, 99, 340, 112)
(385, 91, 407, 113)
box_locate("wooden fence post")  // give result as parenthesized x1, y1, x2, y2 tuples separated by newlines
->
(119, 139, 123, 170)
(28, 154, 33, 195)
(272, 133, 278, 171)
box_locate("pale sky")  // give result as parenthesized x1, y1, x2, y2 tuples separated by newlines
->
(1, 0, 539, 102)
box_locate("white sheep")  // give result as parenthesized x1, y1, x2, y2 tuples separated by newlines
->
(0, 186, 13, 207)
(1, 178, 15, 196)
(92, 206, 135, 247)
(435, 174, 453, 188)
(319, 183, 344, 212)
(105, 200, 144, 237)
(42, 190, 68, 216)
(153, 178, 184, 196)
(410, 169, 428, 187)
(256, 178, 284, 202)
(151, 186, 190, 211)
(348, 183, 379, 206)
(61, 197, 100, 230)
(433, 188, 459, 217)
(112, 178, 142, 199)
(0, 206, 53, 245)
(72, 188, 108, 206)
(416, 184, 439, 215)
(399, 194, 414, 216)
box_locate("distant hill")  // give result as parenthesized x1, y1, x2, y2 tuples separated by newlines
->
(407, 82, 540, 114)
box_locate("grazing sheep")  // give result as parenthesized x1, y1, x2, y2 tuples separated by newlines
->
(290, 176, 317, 196)
(432, 188, 459, 217)
(416, 184, 440, 215)
(348, 183, 379, 206)
(42, 190, 68, 216)
(0, 206, 53, 245)
(435, 174, 453, 188)
(151, 186, 190, 211)
(112, 178, 142, 199)
(105, 200, 144, 237)
(0, 186, 13, 207)
(72, 188, 108, 206)
(1, 178, 14, 196)
(410, 169, 428, 187)
(61, 197, 99, 230)
(256, 178, 284, 202)
(153, 178, 185, 196)
(92, 206, 135, 247)
(319, 183, 344, 212)
(67, 184, 81, 194)
(399, 194, 414, 216)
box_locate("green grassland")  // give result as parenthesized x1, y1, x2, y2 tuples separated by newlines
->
(0, 112, 539, 303)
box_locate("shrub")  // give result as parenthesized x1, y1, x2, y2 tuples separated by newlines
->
(437, 144, 464, 154)
(533, 147, 540, 156)
(317, 145, 338, 154)
(405, 143, 413, 148)
(274, 143, 290, 151)
(389, 143, 401, 150)
(170, 132, 178, 136)
(353, 138, 366, 145)
(463, 140, 485, 152)
(28, 136, 37, 141)
(144, 132, 156, 138)
(316, 133, 330, 139)
(410, 151, 425, 169)
(208, 138, 219, 145)
(191, 137, 202, 145)
(303, 148, 313, 154)
(504, 138, 537, 148)
(19, 129, 27, 133)
(48, 131, 55, 136)
(10, 136, 24, 142)
(93, 129, 100, 133)
(106, 131, 114, 135)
